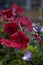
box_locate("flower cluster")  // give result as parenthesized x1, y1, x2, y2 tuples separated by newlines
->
(0, 4, 43, 64)
(0, 4, 31, 50)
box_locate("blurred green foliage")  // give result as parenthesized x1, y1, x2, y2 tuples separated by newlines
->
(0, 43, 43, 65)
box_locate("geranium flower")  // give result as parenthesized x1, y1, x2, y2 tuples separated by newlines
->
(11, 4, 23, 15)
(17, 6, 23, 15)
(10, 31, 29, 49)
(0, 38, 12, 48)
(21, 16, 33, 32)
(34, 33, 42, 44)
(15, 16, 33, 32)
(20, 16, 29, 26)
(4, 23, 18, 35)
(0, 10, 7, 23)
(15, 17, 22, 25)
(11, 4, 17, 12)
(22, 51, 32, 61)
(2, 9, 15, 20)
(0, 15, 7, 22)
(25, 24, 33, 32)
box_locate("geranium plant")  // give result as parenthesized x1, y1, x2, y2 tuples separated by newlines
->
(0, 4, 43, 65)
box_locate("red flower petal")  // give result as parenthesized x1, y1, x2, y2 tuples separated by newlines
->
(10, 31, 29, 49)
(2, 9, 16, 20)
(17, 6, 23, 15)
(34, 34, 42, 44)
(1, 38, 12, 48)
(4, 23, 18, 35)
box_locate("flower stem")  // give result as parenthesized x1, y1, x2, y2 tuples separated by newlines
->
(19, 21, 23, 31)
